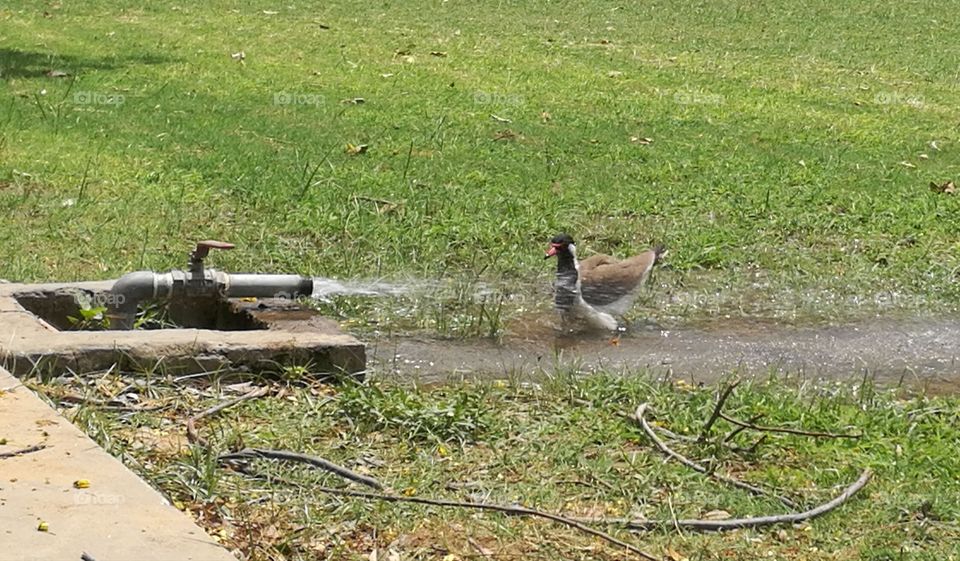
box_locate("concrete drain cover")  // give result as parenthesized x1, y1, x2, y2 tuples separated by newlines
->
(0, 280, 365, 376)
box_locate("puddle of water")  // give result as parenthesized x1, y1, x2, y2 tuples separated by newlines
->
(307, 276, 960, 393)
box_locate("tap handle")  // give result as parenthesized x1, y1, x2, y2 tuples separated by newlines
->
(191, 240, 236, 262)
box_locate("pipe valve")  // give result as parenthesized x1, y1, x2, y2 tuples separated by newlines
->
(189, 240, 235, 274)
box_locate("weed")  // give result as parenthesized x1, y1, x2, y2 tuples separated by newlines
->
(336, 381, 492, 444)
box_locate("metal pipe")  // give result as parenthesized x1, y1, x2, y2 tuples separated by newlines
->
(106, 270, 313, 330)
(106, 271, 173, 329)
(224, 274, 313, 300)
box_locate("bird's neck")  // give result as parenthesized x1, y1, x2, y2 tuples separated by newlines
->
(554, 252, 580, 314)
(555, 251, 578, 278)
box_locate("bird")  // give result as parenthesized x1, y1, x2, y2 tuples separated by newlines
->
(544, 233, 664, 331)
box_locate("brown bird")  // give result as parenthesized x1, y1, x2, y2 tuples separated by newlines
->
(545, 233, 664, 330)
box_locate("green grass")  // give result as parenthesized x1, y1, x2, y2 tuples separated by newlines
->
(7, 5, 960, 557)
(3, 1, 960, 325)
(26, 370, 960, 560)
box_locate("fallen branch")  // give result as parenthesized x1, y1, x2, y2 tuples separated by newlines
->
(58, 393, 169, 413)
(234, 465, 659, 560)
(220, 447, 384, 490)
(723, 413, 765, 443)
(718, 412, 862, 439)
(186, 386, 271, 446)
(633, 404, 799, 509)
(0, 443, 47, 459)
(699, 379, 740, 441)
(577, 469, 872, 531)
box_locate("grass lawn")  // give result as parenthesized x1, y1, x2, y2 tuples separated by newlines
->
(2, 0, 960, 324)
(26, 370, 960, 560)
(5, 3, 960, 559)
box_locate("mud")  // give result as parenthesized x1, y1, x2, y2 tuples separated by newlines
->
(367, 314, 960, 392)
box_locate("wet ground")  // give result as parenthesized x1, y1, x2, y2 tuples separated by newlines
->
(365, 315, 960, 392)
(310, 277, 960, 392)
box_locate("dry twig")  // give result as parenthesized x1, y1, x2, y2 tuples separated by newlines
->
(58, 392, 169, 412)
(699, 379, 741, 441)
(723, 413, 765, 443)
(220, 448, 383, 490)
(577, 469, 872, 531)
(633, 404, 799, 509)
(718, 412, 862, 439)
(186, 386, 271, 446)
(235, 465, 658, 560)
(0, 443, 47, 459)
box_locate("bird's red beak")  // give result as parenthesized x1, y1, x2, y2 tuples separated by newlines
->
(544, 244, 560, 259)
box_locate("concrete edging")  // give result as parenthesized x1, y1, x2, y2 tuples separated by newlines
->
(0, 367, 236, 561)
(0, 280, 365, 376)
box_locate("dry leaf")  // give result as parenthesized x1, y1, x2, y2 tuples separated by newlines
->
(467, 538, 493, 557)
(230, 51, 246, 62)
(540, 111, 551, 122)
(490, 114, 511, 123)
(631, 136, 653, 145)
(45, 70, 69, 78)
(899, 161, 916, 168)
(341, 97, 366, 104)
(429, 51, 448, 57)
(666, 548, 688, 561)
(703, 509, 731, 520)
(492, 129, 518, 141)
(607, 70, 623, 77)
(346, 143, 369, 155)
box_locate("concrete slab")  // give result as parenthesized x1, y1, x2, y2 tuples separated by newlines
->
(0, 367, 236, 561)
(0, 280, 365, 376)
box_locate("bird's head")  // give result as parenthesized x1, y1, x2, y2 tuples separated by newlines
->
(545, 233, 576, 259)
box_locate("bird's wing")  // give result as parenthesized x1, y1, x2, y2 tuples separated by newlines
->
(579, 249, 658, 307)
